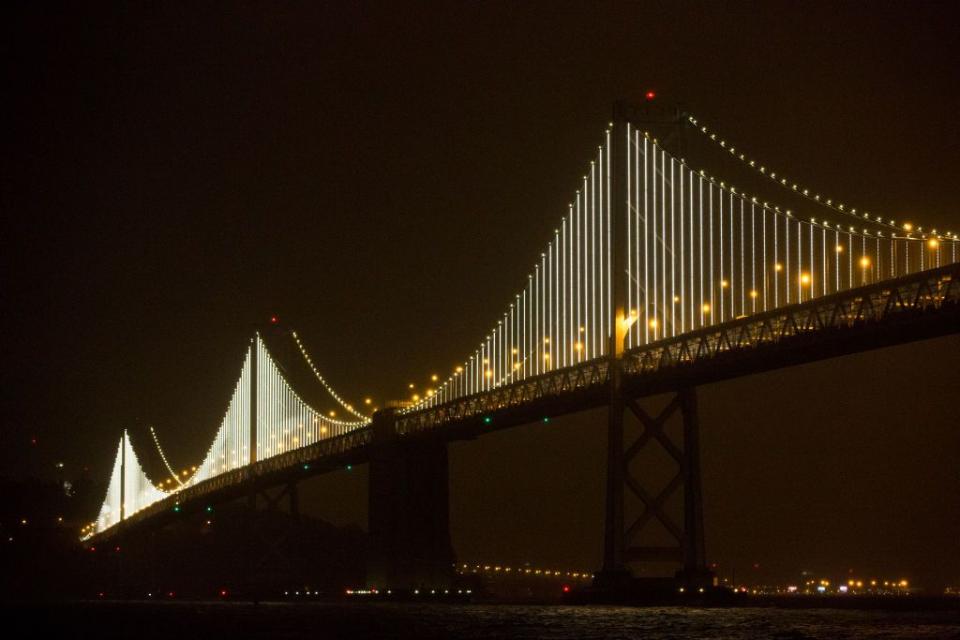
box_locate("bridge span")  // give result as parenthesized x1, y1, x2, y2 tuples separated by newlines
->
(83, 103, 960, 595)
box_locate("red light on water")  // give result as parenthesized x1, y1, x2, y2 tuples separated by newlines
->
(645, 90, 656, 101)
(562, 584, 571, 593)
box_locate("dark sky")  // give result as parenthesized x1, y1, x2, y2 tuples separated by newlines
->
(3, 2, 958, 588)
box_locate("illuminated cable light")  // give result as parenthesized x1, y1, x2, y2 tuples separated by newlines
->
(400, 133, 613, 415)
(149, 426, 185, 489)
(687, 112, 903, 232)
(291, 333, 370, 422)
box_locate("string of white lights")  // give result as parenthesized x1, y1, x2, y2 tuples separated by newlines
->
(150, 425, 184, 488)
(686, 113, 959, 242)
(290, 331, 371, 422)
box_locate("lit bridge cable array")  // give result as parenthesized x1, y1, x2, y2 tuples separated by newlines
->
(401, 122, 957, 413)
(256, 335, 366, 458)
(402, 134, 616, 414)
(621, 127, 957, 348)
(195, 345, 251, 482)
(84, 335, 370, 539)
(89, 432, 169, 535)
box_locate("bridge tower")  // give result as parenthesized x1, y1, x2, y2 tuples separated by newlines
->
(367, 408, 455, 590)
(596, 100, 714, 593)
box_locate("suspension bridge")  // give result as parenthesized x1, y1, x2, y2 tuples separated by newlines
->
(82, 101, 960, 594)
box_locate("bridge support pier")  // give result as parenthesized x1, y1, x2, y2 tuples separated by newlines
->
(240, 481, 303, 600)
(368, 409, 454, 591)
(596, 385, 714, 593)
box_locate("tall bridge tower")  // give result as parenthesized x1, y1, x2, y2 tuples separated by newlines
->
(598, 99, 713, 592)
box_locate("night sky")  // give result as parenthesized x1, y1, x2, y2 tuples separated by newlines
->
(3, 2, 958, 588)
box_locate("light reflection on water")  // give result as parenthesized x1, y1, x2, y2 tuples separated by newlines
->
(15, 602, 960, 639)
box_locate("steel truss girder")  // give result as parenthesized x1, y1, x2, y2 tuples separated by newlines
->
(396, 357, 610, 435)
(622, 262, 960, 376)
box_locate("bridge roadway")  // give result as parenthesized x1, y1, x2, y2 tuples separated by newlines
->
(91, 261, 960, 543)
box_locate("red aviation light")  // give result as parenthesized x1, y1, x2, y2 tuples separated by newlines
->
(645, 90, 656, 101)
